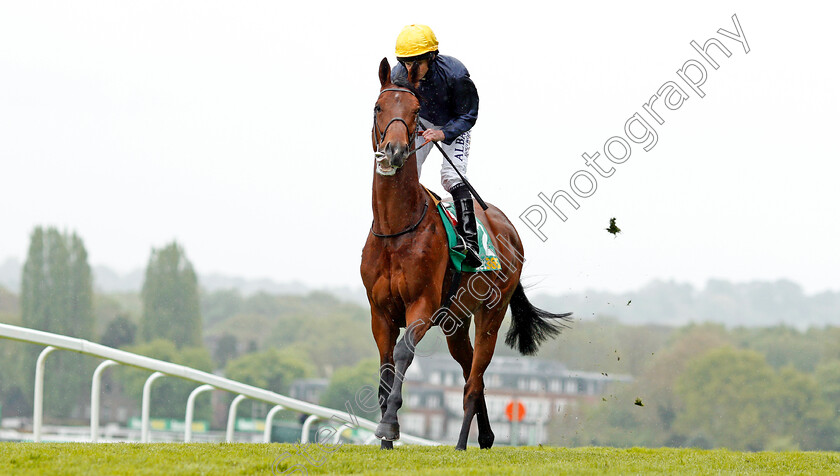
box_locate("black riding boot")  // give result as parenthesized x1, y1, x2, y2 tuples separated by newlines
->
(450, 184, 483, 268)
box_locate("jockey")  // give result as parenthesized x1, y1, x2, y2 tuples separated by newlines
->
(391, 24, 482, 268)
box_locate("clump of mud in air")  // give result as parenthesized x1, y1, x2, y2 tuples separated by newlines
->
(634, 397, 644, 407)
(606, 217, 621, 237)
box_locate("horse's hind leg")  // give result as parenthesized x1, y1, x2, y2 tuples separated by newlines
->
(455, 307, 503, 451)
(444, 314, 493, 449)
(475, 394, 494, 449)
(443, 314, 473, 383)
(375, 301, 435, 443)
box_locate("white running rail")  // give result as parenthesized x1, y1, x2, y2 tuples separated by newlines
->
(0, 322, 438, 446)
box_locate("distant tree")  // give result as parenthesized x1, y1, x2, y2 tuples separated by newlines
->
(320, 358, 382, 421)
(0, 288, 25, 416)
(815, 360, 840, 416)
(817, 327, 840, 364)
(218, 347, 314, 420)
(140, 242, 201, 348)
(93, 293, 128, 337)
(237, 291, 368, 323)
(0, 337, 29, 417)
(213, 332, 238, 368)
(208, 313, 273, 351)
(115, 339, 214, 421)
(101, 314, 137, 349)
(225, 348, 314, 395)
(20, 227, 94, 418)
(732, 325, 820, 372)
(675, 347, 777, 451)
(640, 324, 732, 439)
(267, 314, 376, 377)
(68, 234, 94, 336)
(242, 292, 281, 318)
(535, 315, 674, 375)
(770, 366, 834, 450)
(0, 286, 20, 315)
(814, 360, 840, 450)
(547, 323, 735, 448)
(201, 289, 243, 328)
(21, 228, 46, 329)
(551, 381, 658, 448)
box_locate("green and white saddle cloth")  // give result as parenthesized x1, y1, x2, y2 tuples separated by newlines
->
(432, 197, 502, 273)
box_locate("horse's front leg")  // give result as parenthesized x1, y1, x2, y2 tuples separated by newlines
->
(375, 300, 435, 442)
(372, 309, 399, 449)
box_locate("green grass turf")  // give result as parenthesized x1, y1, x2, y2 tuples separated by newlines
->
(1, 443, 838, 475)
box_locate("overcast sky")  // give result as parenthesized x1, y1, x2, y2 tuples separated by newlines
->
(1, 1, 838, 296)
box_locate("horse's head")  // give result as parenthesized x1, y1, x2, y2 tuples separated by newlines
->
(373, 57, 422, 176)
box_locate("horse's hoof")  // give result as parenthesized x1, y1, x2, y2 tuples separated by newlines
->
(479, 432, 495, 449)
(380, 440, 394, 450)
(375, 422, 400, 441)
(454, 444, 467, 451)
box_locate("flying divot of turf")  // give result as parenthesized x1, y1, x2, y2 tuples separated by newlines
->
(606, 217, 621, 237)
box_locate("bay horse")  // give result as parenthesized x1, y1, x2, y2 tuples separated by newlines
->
(360, 58, 572, 450)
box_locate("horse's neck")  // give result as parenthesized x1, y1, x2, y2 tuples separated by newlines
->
(372, 163, 426, 235)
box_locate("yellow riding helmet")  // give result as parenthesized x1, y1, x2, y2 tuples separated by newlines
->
(395, 24, 439, 59)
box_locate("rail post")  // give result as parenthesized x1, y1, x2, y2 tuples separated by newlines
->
(301, 414, 321, 444)
(33, 346, 56, 442)
(332, 423, 352, 444)
(184, 384, 214, 442)
(90, 359, 119, 442)
(263, 405, 285, 443)
(226, 394, 248, 442)
(141, 371, 165, 442)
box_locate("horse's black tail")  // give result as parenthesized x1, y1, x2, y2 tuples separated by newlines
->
(505, 282, 573, 356)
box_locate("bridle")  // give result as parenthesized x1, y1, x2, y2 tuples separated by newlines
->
(371, 87, 430, 238)
(373, 87, 430, 158)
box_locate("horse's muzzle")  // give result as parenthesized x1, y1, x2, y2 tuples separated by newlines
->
(375, 142, 410, 176)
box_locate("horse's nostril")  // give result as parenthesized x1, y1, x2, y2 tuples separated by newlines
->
(394, 144, 410, 165)
(382, 142, 409, 167)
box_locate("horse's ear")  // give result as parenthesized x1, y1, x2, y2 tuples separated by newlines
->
(407, 62, 420, 85)
(379, 57, 391, 86)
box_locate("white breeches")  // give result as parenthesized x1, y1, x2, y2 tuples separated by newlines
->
(415, 119, 471, 193)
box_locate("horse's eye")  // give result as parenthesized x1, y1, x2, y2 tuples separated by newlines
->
(374, 105, 382, 113)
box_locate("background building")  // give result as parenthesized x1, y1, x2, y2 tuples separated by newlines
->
(400, 354, 631, 444)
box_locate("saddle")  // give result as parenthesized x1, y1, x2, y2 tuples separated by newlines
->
(423, 187, 501, 273)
